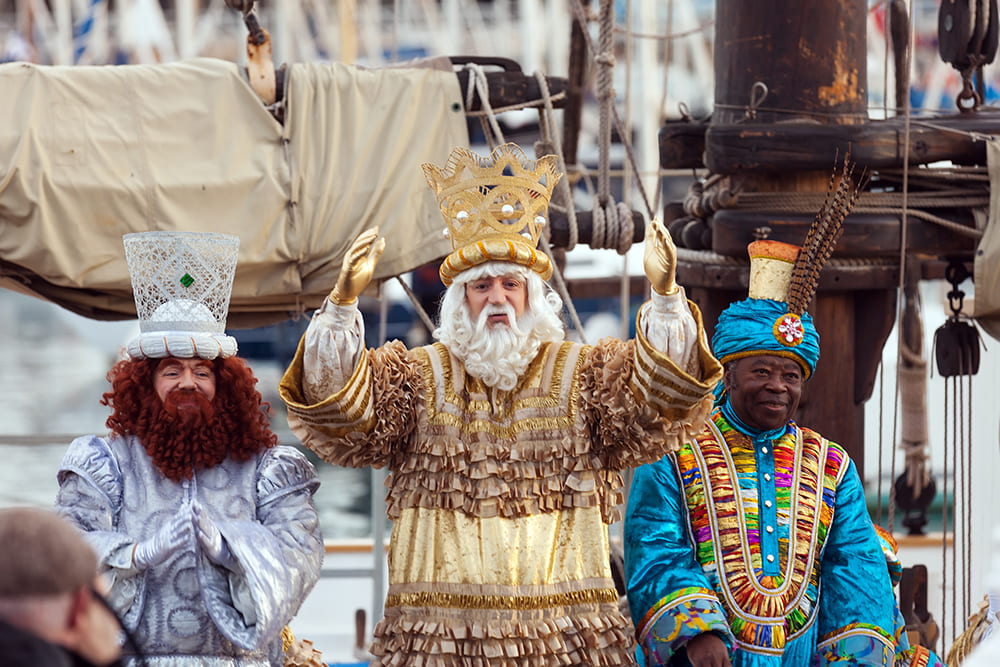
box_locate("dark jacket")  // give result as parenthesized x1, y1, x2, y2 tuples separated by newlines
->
(0, 617, 121, 667)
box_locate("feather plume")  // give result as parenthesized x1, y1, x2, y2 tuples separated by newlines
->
(786, 154, 866, 315)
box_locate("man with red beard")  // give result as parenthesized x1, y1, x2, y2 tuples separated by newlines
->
(55, 231, 324, 667)
(279, 144, 723, 666)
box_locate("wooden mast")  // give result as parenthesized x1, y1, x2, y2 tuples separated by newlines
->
(671, 0, 899, 476)
(660, 0, 987, 474)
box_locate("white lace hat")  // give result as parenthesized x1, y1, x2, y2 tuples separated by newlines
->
(122, 231, 240, 360)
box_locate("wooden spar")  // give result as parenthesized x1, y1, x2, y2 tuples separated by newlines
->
(547, 209, 645, 248)
(451, 57, 570, 112)
(669, 0, 895, 476)
(709, 211, 978, 258)
(268, 58, 572, 119)
(663, 114, 1000, 171)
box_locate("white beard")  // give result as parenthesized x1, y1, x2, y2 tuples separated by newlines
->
(449, 303, 538, 391)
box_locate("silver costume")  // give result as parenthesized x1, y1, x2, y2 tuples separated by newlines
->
(56, 435, 324, 667)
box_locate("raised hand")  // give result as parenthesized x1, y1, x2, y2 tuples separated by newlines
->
(643, 216, 680, 296)
(132, 508, 193, 570)
(330, 227, 387, 305)
(193, 500, 237, 570)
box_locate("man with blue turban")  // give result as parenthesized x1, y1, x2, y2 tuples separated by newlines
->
(623, 239, 942, 666)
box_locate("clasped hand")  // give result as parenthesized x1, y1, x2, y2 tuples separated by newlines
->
(131, 501, 236, 570)
(132, 507, 193, 570)
(193, 500, 237, 570)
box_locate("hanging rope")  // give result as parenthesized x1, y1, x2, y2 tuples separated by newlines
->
(568, 0, 657, 221)
(964, 369, 974, 646)
(580, 0, 636, 256)
(539, 235, 590, 344)
(461, 62, 506, 148)
(393, 275, 435, 334)
(595, 0, 615, 208)
(944, 369, 976, 649)
(533, 71, 580, 252)
(531, 71, 589, 343)
(942, 375, 952, 647)
(939, 353, 976, 651)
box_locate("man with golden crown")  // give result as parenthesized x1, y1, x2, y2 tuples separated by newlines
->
(624, 238, 946, 667)
(56, 231, 325, 666)
(278, 142, 723, 665)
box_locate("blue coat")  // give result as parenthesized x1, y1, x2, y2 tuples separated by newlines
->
(624, 410, 899, 666)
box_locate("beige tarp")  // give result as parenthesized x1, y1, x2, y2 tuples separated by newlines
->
(978, 140, 1000, 342)
(0, 57, 468, 327)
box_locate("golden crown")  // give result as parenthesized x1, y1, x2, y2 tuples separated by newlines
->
(422, 143, 562, 285)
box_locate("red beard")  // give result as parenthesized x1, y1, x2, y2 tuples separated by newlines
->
(102, 357, 277, 483)
(138, 389, 230, 481)
(162, 389, 215, 427)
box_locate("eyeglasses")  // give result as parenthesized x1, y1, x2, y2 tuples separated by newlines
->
(89, 586, 149, 667)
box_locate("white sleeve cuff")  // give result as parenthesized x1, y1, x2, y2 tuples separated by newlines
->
(650, 286, 690, 314)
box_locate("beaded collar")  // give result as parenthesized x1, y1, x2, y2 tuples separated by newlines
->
(674, 411, 847, 652)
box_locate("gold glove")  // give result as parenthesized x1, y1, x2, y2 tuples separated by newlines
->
(643, 216, 679, 296)
(330, 227, 386, 305)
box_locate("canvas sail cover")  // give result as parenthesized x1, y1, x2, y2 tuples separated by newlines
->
(0, 57, 468, 327)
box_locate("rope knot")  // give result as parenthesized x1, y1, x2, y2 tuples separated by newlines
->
(591, 201, 635, 255)
(594, 53, 616, 67)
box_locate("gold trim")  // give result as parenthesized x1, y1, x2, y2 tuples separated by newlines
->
(385, 587, 618, 610)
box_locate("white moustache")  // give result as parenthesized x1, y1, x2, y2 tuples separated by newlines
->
(477, 303, 527, 336)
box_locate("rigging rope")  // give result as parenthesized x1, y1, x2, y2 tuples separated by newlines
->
(461, 62, 506, 149)
(596, 0, 615, 208)
(531, 71, 589, 343)
(941, 370, 978, 648)
(569, 0, 655, 221)
(533, 71, 580, 252)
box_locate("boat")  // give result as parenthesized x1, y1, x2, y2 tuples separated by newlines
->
(1, 0, 1000, 664)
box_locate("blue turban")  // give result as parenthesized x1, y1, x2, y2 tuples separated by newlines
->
(712, 297, 820, 380)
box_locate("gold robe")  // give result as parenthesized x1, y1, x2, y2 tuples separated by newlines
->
(280, 306, 721, 666)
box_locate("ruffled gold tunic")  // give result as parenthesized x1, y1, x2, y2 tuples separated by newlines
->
(280, 313, 721, 666)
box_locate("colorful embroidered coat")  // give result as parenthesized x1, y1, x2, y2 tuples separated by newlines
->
(280, 318, 722, 667)
(624, 410, 900, 666)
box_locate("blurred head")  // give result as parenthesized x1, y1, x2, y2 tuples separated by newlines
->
(434, 262, 565, 391)
(103, 355, 277, 481)
(0, 507, 121, 665)
(723, 354, 804, 432)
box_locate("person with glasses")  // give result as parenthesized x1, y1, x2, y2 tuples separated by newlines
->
(0, 506, 124, 667)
